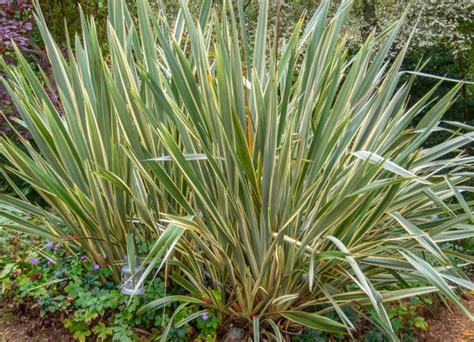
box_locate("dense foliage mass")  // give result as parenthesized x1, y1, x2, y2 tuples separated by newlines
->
(0, 0, 473, 340)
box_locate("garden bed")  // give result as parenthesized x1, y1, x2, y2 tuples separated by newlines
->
(1, 294, 473, 341)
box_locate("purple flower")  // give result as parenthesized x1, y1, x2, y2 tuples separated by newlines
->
(202, 313, 209, 321)
(24, 22, 32, 31)
(47, 260, 53, 266)
(46, 241, 54, 249)
(54, 245, 60, 252)
(31, 257, 40, 265)
(93, 264, 100, 270)
(80, 255, 86, 260)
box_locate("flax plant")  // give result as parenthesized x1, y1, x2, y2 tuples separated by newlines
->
(124, 0, 473, 339)
(0, 0, 473, 339)
(0, 2, 186, 280)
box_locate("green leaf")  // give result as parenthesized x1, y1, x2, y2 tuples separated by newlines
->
(352, 151, 430, 185)
(137, 295, 202, 315)
(92, 322, 113, 340)
(0, 264, 15, 279)
(281, 311, 347, 334)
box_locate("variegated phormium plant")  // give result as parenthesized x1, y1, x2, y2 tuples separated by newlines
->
(0, 1, 187, 281)
(1, 0, 473, 340)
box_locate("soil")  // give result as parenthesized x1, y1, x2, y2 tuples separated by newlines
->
(1, 295, 473, 341)
(421, 294, 474, 342)
(0, 297, 73, 342)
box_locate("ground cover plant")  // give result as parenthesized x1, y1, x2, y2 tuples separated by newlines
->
(0, 0, 473, 340)
(0, 227, 220, 341)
